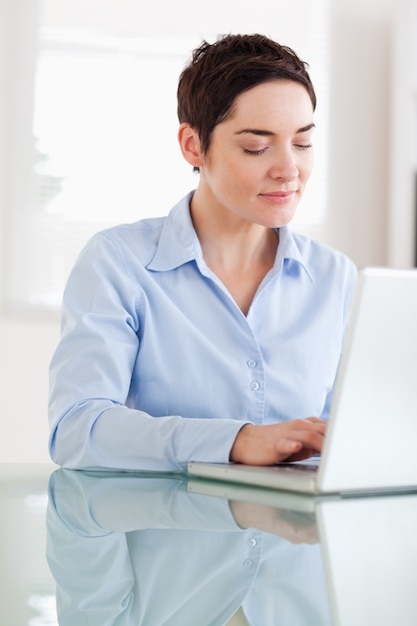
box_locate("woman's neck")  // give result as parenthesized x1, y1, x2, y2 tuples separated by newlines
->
(190, 193, 279, 314)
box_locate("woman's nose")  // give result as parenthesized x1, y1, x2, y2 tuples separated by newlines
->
(268, 149, 298, 181)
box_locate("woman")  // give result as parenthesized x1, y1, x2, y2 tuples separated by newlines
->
(49, 34, 357, 471)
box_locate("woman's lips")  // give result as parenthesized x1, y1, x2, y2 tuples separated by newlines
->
(259, 190, 296, 204)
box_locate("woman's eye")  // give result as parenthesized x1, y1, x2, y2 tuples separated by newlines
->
(243, 147, 268, 155)
(294, 143, 313, 150)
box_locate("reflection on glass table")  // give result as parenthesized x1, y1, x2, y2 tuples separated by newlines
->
(0, 464, 57, 626)
(46, 469, 417, 626)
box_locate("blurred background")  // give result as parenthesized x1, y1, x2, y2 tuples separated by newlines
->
(0, 0, 416, 463)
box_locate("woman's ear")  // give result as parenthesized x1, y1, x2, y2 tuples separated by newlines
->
(178, 123, 204, 168)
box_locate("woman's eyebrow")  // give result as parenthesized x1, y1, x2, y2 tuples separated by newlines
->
(235, 123, 315, 136)
(297, 123, 315, 133)
(235, 128, 275, 136)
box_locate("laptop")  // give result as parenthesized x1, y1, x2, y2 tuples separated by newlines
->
(188, 267, 417, 496)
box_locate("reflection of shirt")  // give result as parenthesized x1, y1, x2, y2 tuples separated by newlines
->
(47, 470, 332, 626)
(49, 191, 357, 471)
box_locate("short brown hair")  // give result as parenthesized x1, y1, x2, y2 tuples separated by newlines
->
(177, 33, 316, 156)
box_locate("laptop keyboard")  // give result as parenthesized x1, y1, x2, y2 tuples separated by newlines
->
(276, 462, 319, 473)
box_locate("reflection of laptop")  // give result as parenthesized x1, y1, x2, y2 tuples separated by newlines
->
(316, 494, 417, 625)
(187, 475, 324, 513)
(188, 477, 417, 624)
(188, 268, 417, 496)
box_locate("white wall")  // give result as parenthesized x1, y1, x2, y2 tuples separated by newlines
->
(324, 0, 398, 265)
(0, 320, 60, 462)
(0, 0, 410, 462)
(0, 0, 59, 463)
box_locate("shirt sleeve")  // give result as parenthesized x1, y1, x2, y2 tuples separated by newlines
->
(48, 232, 249, 471)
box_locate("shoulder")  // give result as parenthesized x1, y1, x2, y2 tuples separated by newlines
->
(284, 231, 358, 327)
(81, 192, 194, 268)
(90, 216, 166, 264)
(291, 231, 357, 283)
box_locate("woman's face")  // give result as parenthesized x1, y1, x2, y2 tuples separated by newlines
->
(196, 80, 315, 229)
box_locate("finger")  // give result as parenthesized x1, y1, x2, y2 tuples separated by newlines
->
(285, 429, 325, 455)
(275, 438, 303, 456)
(287, 418, 327, 434)
(285, 447, 319, 462)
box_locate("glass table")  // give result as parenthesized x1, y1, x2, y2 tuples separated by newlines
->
(1, 463, 417, 625)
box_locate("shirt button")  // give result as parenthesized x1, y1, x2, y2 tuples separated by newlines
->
(243, 559, 253, 568)
(247, 360, 257, 368)
(247, 538, 257, 547)
(250, 381, 259, 391)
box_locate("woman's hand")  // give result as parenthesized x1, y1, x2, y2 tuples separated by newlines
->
(229, 417, 326, 465)
(229, 499, 319, 544)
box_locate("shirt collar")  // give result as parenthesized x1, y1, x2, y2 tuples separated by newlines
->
(147, 191, 313, 282)
(274, 225, 314, 282)
(146, 192, 202, 271)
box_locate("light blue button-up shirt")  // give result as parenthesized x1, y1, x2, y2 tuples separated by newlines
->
(49, 192, 357, 471)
